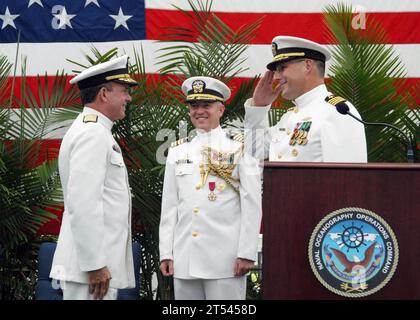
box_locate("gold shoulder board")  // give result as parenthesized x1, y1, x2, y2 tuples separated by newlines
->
(170, 138, 190, 148)
(227, 132, 244, 144)
(83, 114, 98, 123)
(325, 95, 347, 106)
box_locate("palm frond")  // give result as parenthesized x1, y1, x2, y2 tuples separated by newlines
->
(0, 56, 13, 144)
(1, 142, 61, 248)
(7, 57, 79, 141)
(66, 47, 119, 74)
(223, 77, 259, 125)
(157, 11, 263, 79)
(324, 3, 419, 162)
(1, 52, 66, 298)
(0, 55, 12, 107)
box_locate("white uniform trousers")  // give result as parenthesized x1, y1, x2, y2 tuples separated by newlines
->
(174, 277, 247, 300)
(62, 281, 118, 300)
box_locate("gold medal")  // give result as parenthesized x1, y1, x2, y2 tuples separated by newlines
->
(208, 192, 217, 201)
(297, 130, 304, 139)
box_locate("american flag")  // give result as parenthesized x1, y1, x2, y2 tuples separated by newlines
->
(1, 0, 419, 102)
(1, 0, 419, 234)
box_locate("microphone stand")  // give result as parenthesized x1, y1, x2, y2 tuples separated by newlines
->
(345, 112, 414, 163)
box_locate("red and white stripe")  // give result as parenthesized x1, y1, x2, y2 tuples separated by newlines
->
(2, 0, 419, 87)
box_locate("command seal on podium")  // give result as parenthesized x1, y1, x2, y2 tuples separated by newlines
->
(308, 207, 399, 298)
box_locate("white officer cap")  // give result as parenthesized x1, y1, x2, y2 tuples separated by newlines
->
(182, 76, 231, 103)
(70, 55, 137, 90)
(267, 36, 331, 71)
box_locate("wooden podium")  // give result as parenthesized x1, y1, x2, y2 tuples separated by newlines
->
(261, 162, 420, 299)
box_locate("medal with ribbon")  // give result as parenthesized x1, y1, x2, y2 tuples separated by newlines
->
(199, 146, 240, 195)
(289, 121, 312, 146)
(208, 181, 217, 201)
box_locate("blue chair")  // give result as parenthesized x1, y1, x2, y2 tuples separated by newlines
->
(35, 241, 141, 300)
(35, 242, 63, 300)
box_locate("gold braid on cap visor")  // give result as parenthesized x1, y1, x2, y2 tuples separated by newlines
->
(273, 52, 305, 62)
(186, 94, 224, 102)
(105, 74, 137, 83)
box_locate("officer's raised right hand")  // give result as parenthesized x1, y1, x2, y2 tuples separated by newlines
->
(252, 71, 282, 106)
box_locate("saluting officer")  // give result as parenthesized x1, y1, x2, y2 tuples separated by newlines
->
(159, 76, 262, 300)
(244, 36, 367, 162)
(50, 55, 138, 300)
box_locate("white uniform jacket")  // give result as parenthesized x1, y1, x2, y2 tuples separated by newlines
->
(159, 126, 262, 279)
(50, 107, 135, 289)
(244, 84, 367, 162)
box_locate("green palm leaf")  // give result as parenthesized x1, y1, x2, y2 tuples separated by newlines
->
(0, 55, 12, 107)
(0, 53, 66, 299)
(324, 3, 419, 162)
(6, 57, 80, 141)
(0, 141, 61, 245)
(157, 2, 263, 80)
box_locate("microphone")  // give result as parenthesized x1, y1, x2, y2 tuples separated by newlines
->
(333, 99, 414, 163)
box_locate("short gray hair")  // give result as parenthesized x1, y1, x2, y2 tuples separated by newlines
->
(314, 60, 326, 78)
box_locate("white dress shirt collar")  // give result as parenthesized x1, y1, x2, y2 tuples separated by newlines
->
(293, 84, 328, 110)
(195, 125, 224, 144)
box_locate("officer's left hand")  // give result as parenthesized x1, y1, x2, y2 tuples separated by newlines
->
(88, 267, 112, 300)
(234, 258, 255, 277)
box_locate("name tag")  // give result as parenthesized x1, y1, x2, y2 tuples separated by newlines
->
(176, 159, 193, 164)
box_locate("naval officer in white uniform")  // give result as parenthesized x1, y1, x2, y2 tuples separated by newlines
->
(159, 76, 262, 300)
(244, 36, 367, 162)
(50, 55, 138, 300)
